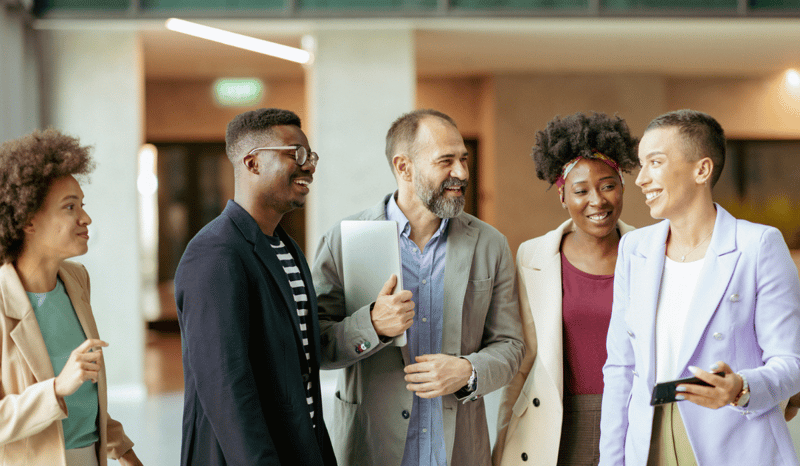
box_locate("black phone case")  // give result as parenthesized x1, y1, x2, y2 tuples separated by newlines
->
(649, 371, 725, 406)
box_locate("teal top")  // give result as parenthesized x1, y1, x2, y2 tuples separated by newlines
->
(27, 278, 99, 450)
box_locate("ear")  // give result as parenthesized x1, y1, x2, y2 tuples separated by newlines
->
(392, 154, 413, 183)
(242, 153, 259, 175)
(695, 157, 713, 185)
(22, 222, 35, 235)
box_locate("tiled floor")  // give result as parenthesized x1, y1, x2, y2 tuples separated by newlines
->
(109, 329, 800, 465)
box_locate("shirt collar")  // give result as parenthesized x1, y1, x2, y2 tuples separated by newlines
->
(385, 191, 449, 240)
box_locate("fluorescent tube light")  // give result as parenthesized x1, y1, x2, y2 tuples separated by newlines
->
(165, 18, 311, 64)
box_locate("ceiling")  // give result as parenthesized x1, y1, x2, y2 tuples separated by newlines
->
(52, 17, 800, 81)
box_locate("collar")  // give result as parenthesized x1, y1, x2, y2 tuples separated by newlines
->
(385, 191, 449, 240)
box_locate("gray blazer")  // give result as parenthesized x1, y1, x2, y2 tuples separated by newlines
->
(312, 194, 524, 466)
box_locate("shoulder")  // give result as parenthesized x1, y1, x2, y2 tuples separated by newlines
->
(618, 220, 666, 251)
(319, 198, 389, 243)
(456, 212, 506, 242)
(516, 221, 570, 264)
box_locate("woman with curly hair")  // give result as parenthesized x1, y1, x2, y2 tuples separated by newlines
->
(0, 129, 142, 466)
(493, 112, 639, 466)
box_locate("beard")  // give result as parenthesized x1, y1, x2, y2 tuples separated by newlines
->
(414, 173, 468, 219)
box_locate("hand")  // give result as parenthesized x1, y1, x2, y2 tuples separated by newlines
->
(370, 274, 414, 338)
(676, 361, 743, 409)
(404, 354, 472, 399)
(785, 392, 800, 422)
(118, 449, 143, 466)
(54, 339, 108, 398)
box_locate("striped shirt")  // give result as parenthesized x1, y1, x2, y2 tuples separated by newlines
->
(266, 234, 315, 427)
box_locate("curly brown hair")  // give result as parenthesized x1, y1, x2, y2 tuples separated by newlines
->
(532, 112, 639, 185)
(0, 129, 95, 263)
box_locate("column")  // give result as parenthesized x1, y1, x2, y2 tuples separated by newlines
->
(0, 5, 39, 142)
(38, 29, 145, 397)
(304, 27, 415, 252)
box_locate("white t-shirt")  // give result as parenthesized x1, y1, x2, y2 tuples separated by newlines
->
(655, 256, 706, 383)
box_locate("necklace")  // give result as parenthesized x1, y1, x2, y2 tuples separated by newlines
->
(674, 229, 714, 262)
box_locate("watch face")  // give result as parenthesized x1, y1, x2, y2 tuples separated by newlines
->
(737, 391, 750, 407)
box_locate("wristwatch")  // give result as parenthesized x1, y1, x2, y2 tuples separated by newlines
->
(731, 372, 750, 407)
(455, 360, 477, 399)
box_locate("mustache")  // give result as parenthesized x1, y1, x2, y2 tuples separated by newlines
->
(440, 177, 468, 191)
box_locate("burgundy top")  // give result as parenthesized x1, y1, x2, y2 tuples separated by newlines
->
(561, 252, 614, 396)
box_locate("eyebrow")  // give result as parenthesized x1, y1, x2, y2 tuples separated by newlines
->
(435, 151, 468, 160)
(61, 195, 81, 202)
(570, 175, 618, 186)
(640, 150, 664, 162)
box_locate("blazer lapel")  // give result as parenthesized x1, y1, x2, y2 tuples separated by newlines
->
(1, 263, 56, 382)
(442, 214, 478, 356)
(59, 265, 100, 340)
(674, 205, 740, 375)
(627, 220, 669, 388)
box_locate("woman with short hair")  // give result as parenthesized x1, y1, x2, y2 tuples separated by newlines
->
(494, 112, 638, 466)
(0, 129, 142, 466)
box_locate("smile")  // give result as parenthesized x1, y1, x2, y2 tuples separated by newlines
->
(588, 212, 610, 221)
(294, 179, 311, 187)
(645, 190, 661, 201)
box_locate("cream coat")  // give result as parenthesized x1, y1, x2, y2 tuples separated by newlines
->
(493, 219, 634, 466)
(0, 261, 133, 465)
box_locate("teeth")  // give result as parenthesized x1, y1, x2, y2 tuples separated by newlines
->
(296, 180, 309, 186)
(646, 191, 660, 200)
(589, 212, 609, 220)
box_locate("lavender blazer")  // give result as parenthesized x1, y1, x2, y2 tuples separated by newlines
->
(600, 204, 800, 466)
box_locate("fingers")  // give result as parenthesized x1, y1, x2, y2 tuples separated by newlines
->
(74, 338, 109, 354)
(378, 274, 398, 296)
(680, 362, 739, 408)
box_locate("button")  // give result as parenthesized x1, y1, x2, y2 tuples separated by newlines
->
(713, 332, 724, 341)
(521, 452, 528, 461)
(364, 341, 371, 349)
(422, 428, 427, 433)
(355, 345, 362, 354)
(470, 396, 478, 401)
(302, 373, 310, 383)
(422, 279, 427, 284)
(422, 318, 427, 322)
(532, 398, 540, 407)
(632, 370, 638, 377)
(730, 294, 740, 302)
(401, 410, 410, 419)
(627, 330, 634, 338)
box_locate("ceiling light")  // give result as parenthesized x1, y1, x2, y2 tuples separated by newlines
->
(787, 69, 800, 89)
(165, 18, 311, 64)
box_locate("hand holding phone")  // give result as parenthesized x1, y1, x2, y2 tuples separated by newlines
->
(650, 371, 726, 406)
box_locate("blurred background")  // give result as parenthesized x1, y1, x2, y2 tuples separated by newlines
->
(3, 0, 800, 463)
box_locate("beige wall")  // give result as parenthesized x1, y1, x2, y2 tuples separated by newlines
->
(146, 79, 306, 142)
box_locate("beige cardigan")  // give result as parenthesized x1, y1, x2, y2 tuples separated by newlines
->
(0, 261, 134, 465)
(492, 219, 634, 466)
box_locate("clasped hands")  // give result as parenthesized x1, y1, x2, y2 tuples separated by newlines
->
(370, 274, 473, 398)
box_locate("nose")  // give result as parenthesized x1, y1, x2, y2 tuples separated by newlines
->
(451, 158, 468, 181)
(80, 208, 92, 226)
(301, 155, 317, 174)
(635, 167, 647, 188)
(588, 188, 604, 206)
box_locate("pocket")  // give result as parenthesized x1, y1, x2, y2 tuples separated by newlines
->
(332, 391, 359, 463)
(467, 278, 492, 293)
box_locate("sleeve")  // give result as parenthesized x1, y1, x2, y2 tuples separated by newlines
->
(105, 413, 135, 459)
(175, 243, 280, 464)
(461, 236, 525, 400)
(736, 227, 800, 418)
(0, 377, 68, 445)
(312, 230, 393, 370)
(598, 233, 634, 466)
(492, 249, 538, 464)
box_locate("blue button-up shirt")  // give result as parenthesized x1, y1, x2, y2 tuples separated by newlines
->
(386, 194, 449, 466)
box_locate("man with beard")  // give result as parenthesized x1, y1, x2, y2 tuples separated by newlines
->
(175, 108, 336, 465)
(312, 109, 524, 466)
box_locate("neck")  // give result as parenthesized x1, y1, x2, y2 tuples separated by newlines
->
(569, 225, 620, 258)
(14, 251, 61, 293)
(234, 189, 282, 236)
(668, 199, 717, 247)
(396, 188, 443, 251)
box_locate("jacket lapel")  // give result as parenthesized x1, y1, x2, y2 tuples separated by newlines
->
(442, 214, 478, 356)
(627, 220, 669, 388)
(59, 265, 99, 340)
(674, 205, 740, 375)
(1, 263, 56, 382)
(520, 220, 571, 400)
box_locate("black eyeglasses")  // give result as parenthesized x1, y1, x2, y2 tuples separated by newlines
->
(248, 145, 319, 167)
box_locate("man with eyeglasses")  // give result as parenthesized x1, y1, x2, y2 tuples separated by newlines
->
(174, 108, 336, 465)
(312, 109, 524, 466)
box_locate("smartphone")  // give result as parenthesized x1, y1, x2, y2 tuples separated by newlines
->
(649, 371, 725, 406)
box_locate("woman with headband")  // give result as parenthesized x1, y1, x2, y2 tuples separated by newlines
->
(493, 112, 638, 466)
(0, 129, 142, 465)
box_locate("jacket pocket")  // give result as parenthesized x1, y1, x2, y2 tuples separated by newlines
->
(332, 391, 359, 465)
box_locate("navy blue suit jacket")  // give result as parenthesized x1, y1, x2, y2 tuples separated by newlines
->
(175, 200, 336, 465)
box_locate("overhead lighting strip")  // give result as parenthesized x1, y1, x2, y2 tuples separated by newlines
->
(165, 18, 311, 65)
